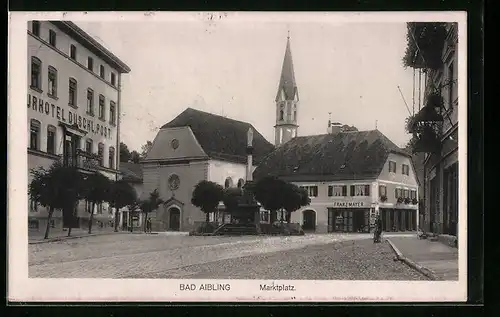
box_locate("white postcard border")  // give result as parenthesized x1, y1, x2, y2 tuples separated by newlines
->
(8, 11, 468, 302)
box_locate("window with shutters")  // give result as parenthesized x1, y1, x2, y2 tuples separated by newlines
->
(328, 185, 346, 197)
(351, 184, 370, 196)
(300, 186, 318, 197)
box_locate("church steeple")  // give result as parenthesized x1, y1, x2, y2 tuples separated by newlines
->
(274, 32, 299, 147)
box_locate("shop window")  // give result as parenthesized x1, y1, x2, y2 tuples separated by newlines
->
(46, 125, 56, 154)
(31, 57, 42, 90)
(30, 119, 41, 150)
(389, 161, 397, 173)
(48, 66, 58, 97)
(32, 21, 40, 36)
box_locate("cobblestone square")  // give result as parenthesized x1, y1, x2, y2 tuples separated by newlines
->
(29, 233, 426, 280)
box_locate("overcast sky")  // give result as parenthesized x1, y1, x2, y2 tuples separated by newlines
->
(77, 16, 418, 151)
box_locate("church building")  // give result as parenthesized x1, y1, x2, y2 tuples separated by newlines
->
(140, 108, 274, 232)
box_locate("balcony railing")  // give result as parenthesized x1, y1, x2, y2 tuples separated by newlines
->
(61, 149, 102, 172)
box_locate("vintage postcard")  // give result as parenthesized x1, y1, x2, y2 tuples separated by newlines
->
(8, 11, 467, 302)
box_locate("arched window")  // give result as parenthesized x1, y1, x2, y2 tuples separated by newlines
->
(68, 78, 77, 107)
(224, 177, 233, 189)
(279, 109, 284, 121)
(30, 57, 42, 90)
(46, 125, 56, 154)
(293, 110, 297, 121)
(97, 143, 104, 166)
(237, 178, 245, 189)
(30, 119, 41, 150)
(108, 147, 115, 169)
(47, 66, 57, 97)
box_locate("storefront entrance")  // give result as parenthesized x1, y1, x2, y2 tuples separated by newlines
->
(380, 208, 417, 232)
(327, 208, 370, 233)
(302, 210, 316, 231)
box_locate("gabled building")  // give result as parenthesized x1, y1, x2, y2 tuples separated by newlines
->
(254, 127, 420, 233)
(141, 107, 275, 232)
(27, 20, 131, 232)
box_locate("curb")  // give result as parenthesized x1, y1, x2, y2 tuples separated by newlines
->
(28, 231, 127, 244)
(386, 239, 440, 281)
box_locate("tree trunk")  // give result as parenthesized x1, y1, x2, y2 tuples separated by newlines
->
(114, 208, 120, 232)
(88, 202, 95, 234)
(130, 212, 134, 233)
(205, 212, 210, 223)
(143, 213, 148, 232)
(270, 210, 277, 223)
(44, 207, 54, 239)
(286, 211, 291, 223)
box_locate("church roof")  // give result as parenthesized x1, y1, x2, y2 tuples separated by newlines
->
(275, 36, 298, 101)
(161, 108, 275, 165)
(253, 130, 411, 182)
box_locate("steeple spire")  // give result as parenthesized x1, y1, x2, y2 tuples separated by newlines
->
(274, 33, 299, 147)
(275, 33, 298, 102)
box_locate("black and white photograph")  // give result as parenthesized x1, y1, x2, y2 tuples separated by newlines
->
(8, 11, 467, 302)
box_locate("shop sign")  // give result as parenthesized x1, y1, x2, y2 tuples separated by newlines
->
(332, 201, 366, 208)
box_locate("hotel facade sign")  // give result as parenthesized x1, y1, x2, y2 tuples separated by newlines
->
(331, 201, 366, 208)
(28, 92, 114, 140)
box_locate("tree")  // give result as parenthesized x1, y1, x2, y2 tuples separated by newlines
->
(141, 189, 164, 232)
(28, 162, 83, 239)
(282, 183, 311, 223)
(81, 172, 112, 234)
(253, 176, 287, 223)
(140, 140, 153, 158)
(108, 180, 137, 232)
(120, 142, 131, 162)
(222, 187, 243, 213)
(129, 150, 141, 163)
(191, 180, 224, 223)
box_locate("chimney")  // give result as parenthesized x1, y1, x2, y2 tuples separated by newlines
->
(328, 121, 342, 135)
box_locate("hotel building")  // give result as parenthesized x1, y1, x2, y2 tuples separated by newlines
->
(27, 20, 131, 232)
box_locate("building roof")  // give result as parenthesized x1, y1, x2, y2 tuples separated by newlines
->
(275, 36, 298, 101)
(161, 108, 275, 165)
(253, 129, 411, 182)
(50, 21, 131, 73)
(120, 162, 143, 183)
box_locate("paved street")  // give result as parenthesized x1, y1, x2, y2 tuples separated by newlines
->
(388, 236, 459, 280)
(29, 233, 425, 280)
